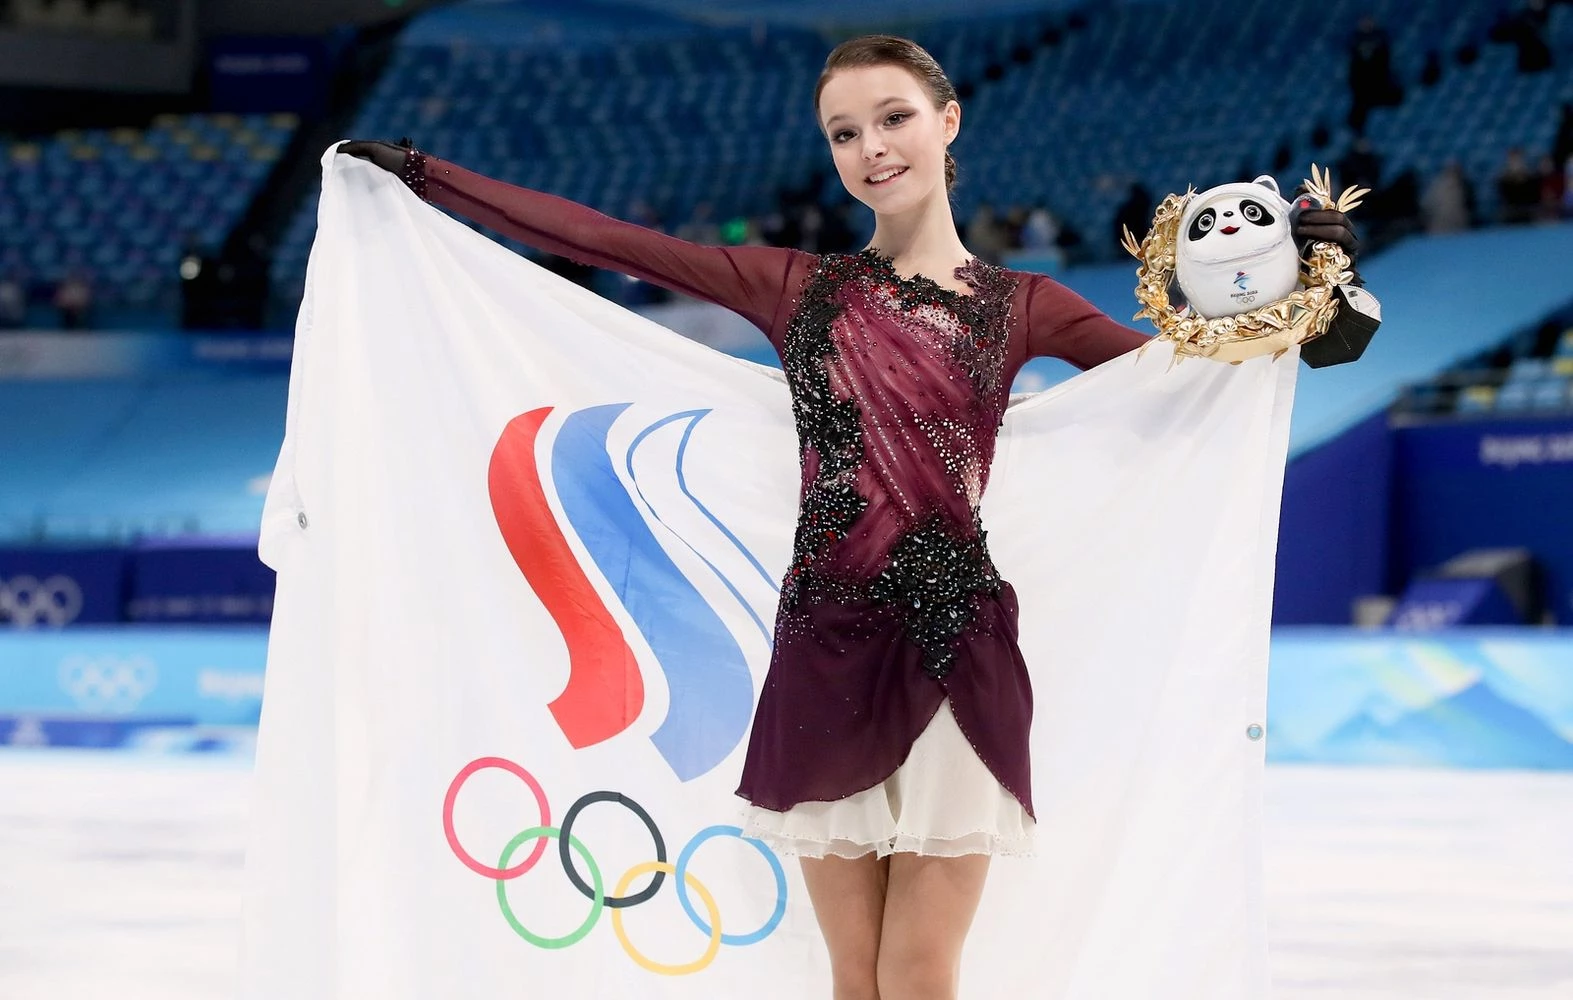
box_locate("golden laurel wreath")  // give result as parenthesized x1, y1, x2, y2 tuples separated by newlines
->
(1120, 164, 1369, 364)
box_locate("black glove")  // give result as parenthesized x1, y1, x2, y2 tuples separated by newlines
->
(1288, 191, 1360, 266)
(1287, 182, 1378, 368)
(339, 137, 411, 172)
(340, 137, 428, 198)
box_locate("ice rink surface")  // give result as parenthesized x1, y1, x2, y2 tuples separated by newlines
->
(3, 751, 1570, 1000)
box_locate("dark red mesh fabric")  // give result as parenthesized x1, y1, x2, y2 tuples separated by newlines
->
(406, 151, 1150, 818)
(418, 154, 814, 345)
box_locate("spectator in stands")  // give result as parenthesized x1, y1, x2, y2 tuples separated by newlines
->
(1553, 101, 1573, 169)
(1537, 154, 1566, 222)
(1337, 137, 1384, 195)
(1381, 166, 1423, 240)
(0, 271, 25, 329)
(964, 203, 1009, 265)
(793, 204, 826, 253)
(1347, 14, 1403, 133)
(1020, 206, 1066, 270)
(53, 268, 93, 330)
(1112, 181, 1153, 257)
(1020, 206, 1061, 252)
(817, 200, 855, 253)
(1490, 0, 1554, 73)
(1496, 147, 1541, 224)
(1421, 161, 1474, 233)
(1001, 206, 1028, 251)
(674, 201, 721, 245)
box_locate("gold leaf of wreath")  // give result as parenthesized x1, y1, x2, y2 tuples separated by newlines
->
(1124, 165, 1362, 365)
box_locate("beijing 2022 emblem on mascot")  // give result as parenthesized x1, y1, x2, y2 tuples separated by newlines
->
(1123, 165, 1383, 366)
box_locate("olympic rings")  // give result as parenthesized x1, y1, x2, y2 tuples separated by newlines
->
(610, 862, 721, 976)
(56, 654, 157, 713)
(558, 790, 665, 908)
(443, 756, 789, 976)
(495, 826, 602, 950)
(676, 825, 787, 946)
(0, 574, 83, 629)
(444, 757, 551, 879)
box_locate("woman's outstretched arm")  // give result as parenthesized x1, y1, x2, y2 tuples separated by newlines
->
(1016, 271, 1151, 371)
(342, 140, 809, 342)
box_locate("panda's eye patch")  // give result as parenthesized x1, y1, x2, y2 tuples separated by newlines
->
(1240, 199, 1275, 225)
(1188, 208, 1216, 240)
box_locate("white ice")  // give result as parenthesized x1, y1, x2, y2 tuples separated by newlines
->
(2, 751, 1570, 1000)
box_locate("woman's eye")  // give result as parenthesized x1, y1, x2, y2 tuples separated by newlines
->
(885, 112, 907, 126)
(833, 130, 854, 143)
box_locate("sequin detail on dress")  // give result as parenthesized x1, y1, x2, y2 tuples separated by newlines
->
(401, 146, 430, 200)
(775, 248, 1017, 679)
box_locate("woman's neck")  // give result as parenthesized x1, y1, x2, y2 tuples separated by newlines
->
(865, 195, 971, 275)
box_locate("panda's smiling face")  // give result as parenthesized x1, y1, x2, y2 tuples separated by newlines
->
(1187, 195, 1279, 249)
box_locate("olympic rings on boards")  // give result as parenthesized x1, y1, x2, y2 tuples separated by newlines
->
(442, 757, 789, 975)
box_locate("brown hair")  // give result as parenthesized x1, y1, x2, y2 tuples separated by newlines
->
(814, 35, 959, 192)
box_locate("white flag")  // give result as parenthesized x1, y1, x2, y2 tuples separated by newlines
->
(243, 147, 1298, 999)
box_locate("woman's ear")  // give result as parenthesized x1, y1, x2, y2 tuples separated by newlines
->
(945, 100, 961, 144)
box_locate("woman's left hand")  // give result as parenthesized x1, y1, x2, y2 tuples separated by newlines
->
(1289, 202, 1360, 263)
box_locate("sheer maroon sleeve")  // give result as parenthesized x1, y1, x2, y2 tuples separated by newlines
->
(405, 150, 808, 346)
(1015, 271, 1151, 370)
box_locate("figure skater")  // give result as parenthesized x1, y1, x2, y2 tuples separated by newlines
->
(342, 34, 1359, 1000)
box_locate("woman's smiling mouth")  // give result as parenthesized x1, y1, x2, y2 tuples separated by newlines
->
(867, 165, 909, 186)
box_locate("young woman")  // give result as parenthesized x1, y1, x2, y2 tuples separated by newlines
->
(343, 34, 1358, 1000)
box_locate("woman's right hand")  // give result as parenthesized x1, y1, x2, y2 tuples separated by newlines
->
(339, 138, 411, 175)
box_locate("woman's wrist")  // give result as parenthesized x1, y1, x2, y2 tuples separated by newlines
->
(400, 143, 429, 201)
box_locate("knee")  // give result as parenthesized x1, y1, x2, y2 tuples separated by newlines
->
(829, 943, 881, 1000)
(876, 946, 957, 1000)
(830, 972, 881, 1000)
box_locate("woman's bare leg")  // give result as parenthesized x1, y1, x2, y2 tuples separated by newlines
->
(875, 853, 991, 1000)
(800, 853, 891, 1000)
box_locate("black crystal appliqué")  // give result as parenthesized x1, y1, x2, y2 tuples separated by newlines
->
(779, 255, 871, 609)
(869, 513, 1003, 679)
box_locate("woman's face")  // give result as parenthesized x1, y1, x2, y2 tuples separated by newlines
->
(817, 64, 959, 214)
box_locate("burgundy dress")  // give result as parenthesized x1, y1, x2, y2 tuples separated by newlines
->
(401, 151, 1149, 831)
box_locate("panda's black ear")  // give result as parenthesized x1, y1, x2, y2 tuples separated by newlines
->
(1251, 174, 1281, 197)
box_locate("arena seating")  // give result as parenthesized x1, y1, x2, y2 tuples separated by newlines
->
(0, 113, 295, 323)
(264, 0, 1573, 306)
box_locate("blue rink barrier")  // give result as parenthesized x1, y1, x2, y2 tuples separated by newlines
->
(1268, 628, 1573, 768)
(0, 627, 266, 749)
(0, 628, 1570, 766)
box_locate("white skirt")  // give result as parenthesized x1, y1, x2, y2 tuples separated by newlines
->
(738, 698, 1036, 859)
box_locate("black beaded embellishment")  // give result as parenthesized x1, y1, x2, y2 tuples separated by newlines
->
(776, 249, 1016, 679)
(869, 513, 1003, 679)
(779, 255, 870, 611)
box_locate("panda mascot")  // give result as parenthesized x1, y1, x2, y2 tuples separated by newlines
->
(1173, 175, 1381, 367)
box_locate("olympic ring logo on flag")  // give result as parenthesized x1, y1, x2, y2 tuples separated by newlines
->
(444, 757, 788, 976)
